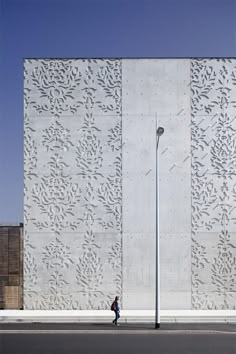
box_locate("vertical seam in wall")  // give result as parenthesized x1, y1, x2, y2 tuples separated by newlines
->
(190, 58, 193, 310)
(23, 61, 25, 309)
(222, 60, 226, 306)
(23, 58, 25, 308)
(20, 226, 23, 309)
(120, 58, 123, 307)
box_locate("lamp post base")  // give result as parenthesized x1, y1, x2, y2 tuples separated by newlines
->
(155, 323, 160, 329)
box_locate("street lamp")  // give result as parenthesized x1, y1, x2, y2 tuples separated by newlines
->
(155, 124, 164, 329)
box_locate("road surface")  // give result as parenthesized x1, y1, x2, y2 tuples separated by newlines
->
(0, 323, 235, 354)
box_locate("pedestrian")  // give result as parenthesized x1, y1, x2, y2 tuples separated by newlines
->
(111, 296, 120, 326)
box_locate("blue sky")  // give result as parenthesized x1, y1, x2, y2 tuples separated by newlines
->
(0, 0, 236, 222)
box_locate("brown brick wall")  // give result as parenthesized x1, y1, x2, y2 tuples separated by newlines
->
(0, 225, 23, 309)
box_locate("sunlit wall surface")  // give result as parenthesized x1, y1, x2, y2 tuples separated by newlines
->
(24, 59, 236, 310)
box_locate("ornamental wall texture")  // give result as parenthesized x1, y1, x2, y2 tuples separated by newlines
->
(24, 59, 236, 310)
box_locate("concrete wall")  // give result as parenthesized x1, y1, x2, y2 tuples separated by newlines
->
(24, 59, 236, 310)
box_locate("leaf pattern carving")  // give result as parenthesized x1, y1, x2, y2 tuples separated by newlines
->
(24, 232, 38, 302)
(108, 240, 122, 296)
(98, 157, 122, 231)
(30, 60, 82, 117)
(191, 58, 236, 310)
(42, 121, 74, 152)
(108, 121, 122, 152)
(210, 113, 236, 177)
(32, 154, 81, 234)
(76, 231, 104, 308)
(24, 132, 38, 180)
(24, 59, 122, 309)
(96, 60, 122, 114)
(211, 231, 236, 296)
(42, 238, 74, 269)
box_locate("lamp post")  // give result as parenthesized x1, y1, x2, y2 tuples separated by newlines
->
(155, 123, 164, 329)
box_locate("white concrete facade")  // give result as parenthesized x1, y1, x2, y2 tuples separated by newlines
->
(24, 59, 236, 311)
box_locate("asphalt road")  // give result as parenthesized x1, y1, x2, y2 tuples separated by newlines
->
(0, 324, 235, 354)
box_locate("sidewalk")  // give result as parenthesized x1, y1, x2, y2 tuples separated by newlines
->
(1, 310, 236, 324)
(1, 322, 236, 334)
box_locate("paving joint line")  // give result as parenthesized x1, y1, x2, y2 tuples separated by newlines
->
(0, 330, 236, 335)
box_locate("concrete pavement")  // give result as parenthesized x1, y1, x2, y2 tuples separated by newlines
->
(0, 322, 236, 333)
(1, 310, 236, 323)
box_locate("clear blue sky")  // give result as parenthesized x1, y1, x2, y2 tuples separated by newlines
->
(0, 0, 236, 223)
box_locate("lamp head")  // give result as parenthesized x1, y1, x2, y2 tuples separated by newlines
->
(156, 126, 164, 137)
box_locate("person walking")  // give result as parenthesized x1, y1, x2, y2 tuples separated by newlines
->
(111, 296, 120, 326)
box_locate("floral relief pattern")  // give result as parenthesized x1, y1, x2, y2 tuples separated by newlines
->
(33, 238, 77, 310)
(191, 59, 236, 309)
(108, 240, 122, 296)
(98, 156, 122, 231)
(211, 230, 236, 308)
(42, 121, 74, 152)
(74, 62, 122, 232)
(210, 112, 236, 177)
(24, 130, 38, 180)
(28, 60, 82, 117)
(31, 154, 82, 234)
(24, 232, 38, 305)
(24, 59, 122, 309)
(76, 113, 103, 180)
(42, 237, 74, 269)
(107, 121, 122, 152)
(75, 230, 120, 310)
(96, 60, 122, 114)
(76, 231, 104, 309)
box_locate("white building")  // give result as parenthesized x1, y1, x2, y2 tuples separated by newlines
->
(24, 59, 236, 311)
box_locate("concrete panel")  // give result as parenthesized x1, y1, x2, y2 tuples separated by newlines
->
(24, 231, 122, 310)
(160, 233, 191, 309)
(122, 114, 156, 234)
(159, 173, 191, 234)
(122, 233, 155, 310)
(122, 59, 190, 116)
(122, 59, 191, 310)
(160, 292, 191, 310)
(24, 59, 122, 309)
(191, 59, 236, 310)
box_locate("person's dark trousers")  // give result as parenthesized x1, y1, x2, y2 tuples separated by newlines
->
(114, 311, 120, 325)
